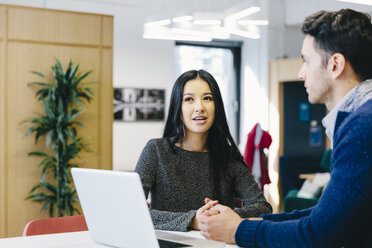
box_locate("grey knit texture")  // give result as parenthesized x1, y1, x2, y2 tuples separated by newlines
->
(135, 138, 272, 232)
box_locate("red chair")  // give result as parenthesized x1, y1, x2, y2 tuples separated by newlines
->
(23, 215, 88, 236)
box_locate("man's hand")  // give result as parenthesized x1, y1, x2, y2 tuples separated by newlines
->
(189, 198, 219, 230)
(199, 204, 243, 244)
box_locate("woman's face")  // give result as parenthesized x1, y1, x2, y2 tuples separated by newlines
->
(181, 78, 215, 137)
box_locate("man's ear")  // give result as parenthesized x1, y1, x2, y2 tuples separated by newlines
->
(328, 53, 345, 79)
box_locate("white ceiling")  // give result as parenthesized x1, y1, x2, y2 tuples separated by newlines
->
(285, 0, 372, 25)
(65, 0, 372, 26)
(73, 0, 248, 12)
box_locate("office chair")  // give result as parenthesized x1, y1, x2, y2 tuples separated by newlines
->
(283, 149, 332, 212)
(23, 215, 88, 236)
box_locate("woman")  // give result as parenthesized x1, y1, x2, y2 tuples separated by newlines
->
(135, 70, 272, 232)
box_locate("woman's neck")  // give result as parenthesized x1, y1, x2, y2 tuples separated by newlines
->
(177, 133, 209, 152)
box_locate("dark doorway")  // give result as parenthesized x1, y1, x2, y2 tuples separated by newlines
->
(283, 81, 326, 158)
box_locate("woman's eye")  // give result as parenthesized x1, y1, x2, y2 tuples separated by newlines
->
(184, 97, 193, 102)
(204, 96, 213, 101)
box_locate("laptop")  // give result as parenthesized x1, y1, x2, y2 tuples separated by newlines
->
(71, 168, 225, 248)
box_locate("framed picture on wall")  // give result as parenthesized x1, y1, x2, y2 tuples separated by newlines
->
(113, 88, 165, 121)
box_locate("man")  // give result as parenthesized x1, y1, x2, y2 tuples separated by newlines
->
(199, 9, 372, 247)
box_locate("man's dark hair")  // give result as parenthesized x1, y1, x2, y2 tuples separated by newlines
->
(302, 9, 372, 81)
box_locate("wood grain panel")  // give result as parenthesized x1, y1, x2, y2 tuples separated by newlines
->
(102, 16, 113, 47)
(99, 48, 113, 169)
(0, 5, 7, 238)
(0, 6, 5, 40)
(8, 7, 101, 46)
(1, 4, 113, 238)
(0, 41, 6, 238)
(6, 42, 108, 236)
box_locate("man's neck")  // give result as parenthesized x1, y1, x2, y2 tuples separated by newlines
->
(325, 78, 360, 111)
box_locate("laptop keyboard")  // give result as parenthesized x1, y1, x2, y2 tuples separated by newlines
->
(158, 239, 192, 248)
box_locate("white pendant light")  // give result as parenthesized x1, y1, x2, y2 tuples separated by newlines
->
(336, 0, 372, 6)
(143, 0, 268, 42)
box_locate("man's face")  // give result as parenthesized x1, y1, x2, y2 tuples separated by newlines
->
(298, 35, 332, 104)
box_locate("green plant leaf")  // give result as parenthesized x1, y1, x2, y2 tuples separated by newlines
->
(27, 193, 47, 201)
(25, 127, 35, 137)
(72, 95, 82, 107)
(49, 202, 55, 217)
(55, 58, 65, 75)
(40, 181, 57, 194)
(30, 82, 51, 87)
(74, 71, 92, 86)
(84, 87, 95, 96)
(31, 71, 46, 78)
(68, 63, 79, 81)
(28, 151, 49, 157)
(25, 57, 96, 217)
(70, 121, 84, 127)
(46, 131, 53, 149)
(28, 184, 42, 194)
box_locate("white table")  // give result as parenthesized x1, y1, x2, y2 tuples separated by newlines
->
(0, 230, 238, 248)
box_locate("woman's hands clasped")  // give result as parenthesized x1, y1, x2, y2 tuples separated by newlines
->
(189, 198, 219, 230)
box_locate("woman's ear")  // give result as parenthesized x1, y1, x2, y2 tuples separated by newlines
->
(328, 53, 346, 79)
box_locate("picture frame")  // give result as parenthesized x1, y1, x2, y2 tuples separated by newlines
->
(113, 88, 165, 122)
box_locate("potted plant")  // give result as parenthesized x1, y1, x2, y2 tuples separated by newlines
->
(24, 58, 95, 217)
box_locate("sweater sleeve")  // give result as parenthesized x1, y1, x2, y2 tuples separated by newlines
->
(261, 208, 312, 221)
(134, 139, 196, 232)
(236, 110, 372, 247)
(134, 140, 157, 199)
(233, 160, 273, 217)
(150, 209, 197, 231)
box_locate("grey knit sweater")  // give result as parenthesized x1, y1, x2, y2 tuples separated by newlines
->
(135, 138, 272, 231)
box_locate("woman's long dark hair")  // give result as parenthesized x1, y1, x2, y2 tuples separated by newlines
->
(163, 69, 244, 199)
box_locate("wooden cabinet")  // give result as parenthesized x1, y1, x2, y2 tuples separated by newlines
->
(0, 4, 113, 237)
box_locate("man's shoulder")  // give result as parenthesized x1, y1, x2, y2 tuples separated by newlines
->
(337, 99, 372, 124)
(335, 99, 372, 140)
(357, 99, 372, 114)
(348, 99, 372, 126)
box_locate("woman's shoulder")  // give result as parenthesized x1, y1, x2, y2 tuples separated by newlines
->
(145, 137, 173, 151)
(228, 149, 250, 171)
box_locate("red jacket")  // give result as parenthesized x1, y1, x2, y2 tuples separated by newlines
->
(243, 123, 272, 190)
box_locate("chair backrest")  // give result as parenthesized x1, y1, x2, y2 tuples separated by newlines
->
(23, 215, 88, 236)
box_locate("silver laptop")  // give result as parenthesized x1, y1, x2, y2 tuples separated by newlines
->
(71, 168, 225, 248)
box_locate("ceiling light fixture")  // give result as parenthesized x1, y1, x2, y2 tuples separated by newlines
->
(225, 6, 261, 22)
(237, 19, 269, 26)
(144, 19, 171, 28)
(172, 15, 193, 23)
(143, 1, 267, 42)
(336, 0, 372, 6)
(143, 33, 213, 42)
(193, 19, 222, 25)
(193, 12, 223, 26)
